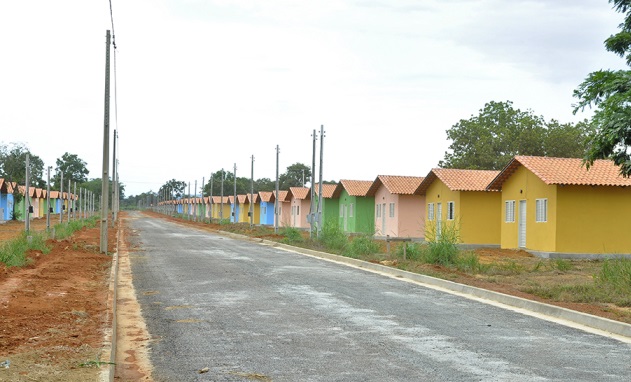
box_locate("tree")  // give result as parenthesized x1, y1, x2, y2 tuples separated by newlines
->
(279, 162, 311, 189)
(54, 152, 89, 189)
(572, 0, 631, 176)
(0, 143, 45, 187)
(159, 179, 187, 199)
(439, 101, 591, 170)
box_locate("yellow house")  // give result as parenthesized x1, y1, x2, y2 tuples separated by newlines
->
(211, 196, 231, 221)
(415, 168, 501, 246)
(246, 193, 260, 224)
(487, 156, 631, 258)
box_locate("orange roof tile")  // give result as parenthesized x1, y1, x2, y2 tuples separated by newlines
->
(273, 190, 289, 202)
(313, 183, 338, 198)
(416, 169, 500, 195)
(289, 187, 310, 200)
(488, 156, 631, 190)
(367, 175, 424, 196)
(258, 191, 274, 203)
(237, 195, 247, 203)
(211, 196, 229, 203)
(334, 180, 373, 197)
(246, 193, 259, 204)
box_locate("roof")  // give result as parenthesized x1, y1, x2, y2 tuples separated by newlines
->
(49, 191, 60, 198)
(487, 156, 631, 190)
(258, 191, 274, 203)
(367, 175, 425, 196)
(246, 193, 259, 204)
(333, 180, 373, 197)
(237, 195, 247, 203)
(288, 187, 310, 200)
(211, 196, 229, 203)
(416, 169, 500, 195)
(273, 190, 289, 202)
(313, 183, 338, 198)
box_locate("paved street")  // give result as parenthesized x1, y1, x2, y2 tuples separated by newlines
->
(126, 213, 631, 381)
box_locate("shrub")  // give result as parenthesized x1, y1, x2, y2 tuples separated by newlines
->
(423, 220, 461, 266)
(597, 259, 631, 294)
(395, 242, 424, 261)
(281, 227, 304, 244)
(318, 220, 347, 251)
(0, 232, 51, 267)
(345, 235, 380, 258)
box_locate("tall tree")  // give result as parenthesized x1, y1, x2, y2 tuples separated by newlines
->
(573, 0, 631, 176)
(0, 143, 45, 187)
(279, 162, 311, 189)
(439, 101, 546, 170)
(54, 152, 89, 188)
(159, 179, 187, 199)
(439, 101, 591, 170)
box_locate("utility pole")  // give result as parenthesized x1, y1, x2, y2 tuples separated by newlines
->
(25, 154, 30, 233)
(46, 166, 51, 231)
(59, 172, 64, 224)
(310, 129, 316, 238)
(233, 163, 237, 223)
(67, 178, 71, 223)
(194, 179, 198, 221)
(100, 30, 111, 254)
(111, 130, 117, 225)
(274, 145, 280, 233)
(187, 182, 191, 220)
(250, 155, 254, 227)
(209, 174, 213, 222)
(201, 177, 205, 222)
(317, 125, 325, 237)
(220, 169, 224, 222)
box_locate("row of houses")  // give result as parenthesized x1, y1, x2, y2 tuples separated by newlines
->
(161, 155, 631, 258)
(0, 178, 79, 222)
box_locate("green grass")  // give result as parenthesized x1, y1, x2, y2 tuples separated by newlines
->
(0, 232, 51, 267)
(281, 227, 304, 244)
(344, 235, 380, 258)
(54, 217, 99, 240)
(318, 221, 348, 251)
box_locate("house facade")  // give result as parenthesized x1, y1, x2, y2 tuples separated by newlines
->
(288, 187, 311, 229)
(258, 191, 275, 226)
(417, 169, 500, 246)
(334, 180, 374, 234)
(314, 183, 339, 229)
(487, 156, 631, 257)
(273, 190, 291, 227)
(367, 175, 425, 239)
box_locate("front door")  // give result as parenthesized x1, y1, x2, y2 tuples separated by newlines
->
(343, 205, 348, 232)
(518, 200, 527, 248)
(381, 203, 386, 236)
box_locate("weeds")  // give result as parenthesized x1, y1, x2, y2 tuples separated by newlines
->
(0, 232, 51, 267)
(344, 235, 380, 258)
(281, 227, 304, 244)
(318, 220, 347, 251)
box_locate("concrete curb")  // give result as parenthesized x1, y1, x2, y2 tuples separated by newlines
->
(252, 239, 631, 341)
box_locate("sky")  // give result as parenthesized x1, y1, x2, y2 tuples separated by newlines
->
(1, 0, 629, 197)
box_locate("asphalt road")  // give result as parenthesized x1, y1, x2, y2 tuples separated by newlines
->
(126, 213, 631, 382)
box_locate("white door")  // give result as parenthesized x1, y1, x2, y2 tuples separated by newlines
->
(436, 203, 442, 239)
(343, 205, 348, 232)
(518, 200, 527, 248)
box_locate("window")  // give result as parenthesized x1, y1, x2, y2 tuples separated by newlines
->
(389, 203, 395, 218)
(447, 201, 455, 220)
(427, 203, 434, 221)
(297, 205, 300, 215)
(348, 203, 354, 217)
(376, 203, 381, 218)
(536, 199, 547, 222)
(262, 206, 266, 214)
(340, 204, 344, 216)
(505, 200, 515, 223)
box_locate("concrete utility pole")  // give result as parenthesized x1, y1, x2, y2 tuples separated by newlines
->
(310, 129, 317, 238)
(100, 30, 111, 254)
(67, 178, 71, 223)
(233, 163, 237, 223)
(220, 169, 224, 222)
(111, 129, 117, 226)
(46, 166, 51, 231)
(73, 182, 77, 221)
(60, 172, 64, 224)
(187, 182, 191, 220)
(201, 177, 205, 222)
(274, 145, 280, 233)
(194, 179, 198, 221)
(317, 125, 325, 237)
(209, 174, 213, 222)
(25, 154, 30, 233)
(250, 155, 254, 227)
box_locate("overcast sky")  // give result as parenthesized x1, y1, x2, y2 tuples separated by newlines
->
(1, 0, 628, 196)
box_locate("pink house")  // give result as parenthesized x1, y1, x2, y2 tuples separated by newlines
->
(288, 187, 311, 228)
(273, 190, 291, 227)
(367, 175, 425, 239)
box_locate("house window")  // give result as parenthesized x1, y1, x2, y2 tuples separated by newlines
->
(447, 201, 455, 220)
(536, 199, 547, 222)
(389, 203, 395, 218)
(349, 203, 354, 217)
(297, 205, 300, 215)
(505, 200, 515, 223)
(262, 206, 266, 214)
(427, 203, 434, 221)
(376, 203, 381, 218)
(340, 204, 344, 216)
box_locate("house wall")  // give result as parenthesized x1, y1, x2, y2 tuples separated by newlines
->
(425, 180, 461, 241)
(374, 187, 396, 236)
(290, 198, 311, 228)
(277, 200, 291, 227)
(556, 185, 631, 254)
(320, 197, 339, 228)
(339, 191, 375, 234)
(460, 191, 501, 245)
(500, 166, 557, 252)
(398, 194, 425, 238)
(260, 201, 275, 225)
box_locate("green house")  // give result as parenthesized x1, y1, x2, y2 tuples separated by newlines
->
(334, 180, 375, 234)
(313, 183, 339, 229)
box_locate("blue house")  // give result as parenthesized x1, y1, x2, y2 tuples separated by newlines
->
(258, 191, 275, 226)
(0, 178, 15, 221)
